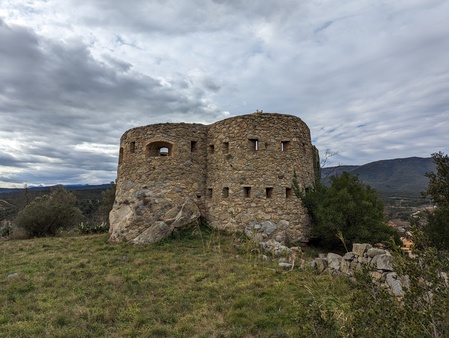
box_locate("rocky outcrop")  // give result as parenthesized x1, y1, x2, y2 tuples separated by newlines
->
(109, 181, 200, 244)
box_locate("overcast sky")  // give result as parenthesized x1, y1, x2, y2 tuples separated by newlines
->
(1, 0, 448, 188)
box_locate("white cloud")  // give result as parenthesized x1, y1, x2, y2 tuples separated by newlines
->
(0, 0, 448, 186)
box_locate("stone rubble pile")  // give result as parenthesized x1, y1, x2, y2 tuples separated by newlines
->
(245, 220, 302, 257)
(311, 243, 406, 296)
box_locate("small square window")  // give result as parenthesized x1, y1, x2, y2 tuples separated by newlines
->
(286, 187, 292, 198)
(249, 139, 258, 151)
(207, 188, 213, 198)
(266, 187, 273, 199)
(130, 142, 136, 153)
(209, 144, 215, 154)
(191, 141, 197, 152)
(281, 141, 290, 152)
(243, 186, 251, 198)
(222, 187, 229, 198)
(223, 142, 229, 153)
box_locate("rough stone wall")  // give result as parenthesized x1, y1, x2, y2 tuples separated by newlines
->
(109, 112, 317, 243)
(206, 113, 315, 242)
(109, 123, 208, 242)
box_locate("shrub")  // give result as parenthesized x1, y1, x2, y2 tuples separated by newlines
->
(303, 172, 400, 251)
(0, 222, 12, 237)
(422, 152, 449, 249)
(350, 230, 449, 337)
(78, 221, 109, 234)
(14, 186, 82, 237)
(97, 181, 116, 225)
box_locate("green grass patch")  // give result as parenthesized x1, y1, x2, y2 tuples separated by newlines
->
(1, 230, 353, 337)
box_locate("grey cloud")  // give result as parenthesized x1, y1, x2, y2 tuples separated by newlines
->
(1, 0, 449, 187)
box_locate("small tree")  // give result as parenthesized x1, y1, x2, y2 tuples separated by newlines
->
(14, 186, 82, 237)
(422, 151, 449, 249)
(304, 172, 399, 251)
(98, 181, 116, 225)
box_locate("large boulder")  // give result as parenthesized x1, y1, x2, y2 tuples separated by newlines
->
(109, 183, 201, 244)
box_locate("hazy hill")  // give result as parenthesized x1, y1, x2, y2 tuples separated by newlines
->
(322, 157, 435, 197)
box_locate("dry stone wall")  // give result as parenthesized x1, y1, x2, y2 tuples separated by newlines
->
(311, 243, 406, 296)
(109, 112, 318, 244)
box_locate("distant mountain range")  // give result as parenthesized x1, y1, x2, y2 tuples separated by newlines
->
(321, 157, 435, 197)
(0, 184, 112, 195)
(0, 157, 435, 198)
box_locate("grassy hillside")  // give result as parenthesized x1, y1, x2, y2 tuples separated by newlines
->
(2, 229, 448, 337)
(1, 230, 351, 337)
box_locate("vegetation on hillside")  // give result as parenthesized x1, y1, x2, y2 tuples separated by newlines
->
(1, 183, 115, 239)
(421, 152, 449, 250)
(14, 186, 83, 237)
(1, 231, 353, 337)
(303, 172, 400, 251)
(2, 226, 448, 337)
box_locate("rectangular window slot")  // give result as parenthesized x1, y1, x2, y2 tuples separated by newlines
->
(223, 142, 229, 153)
(243, 186, 251, 198)
(209, 144, 215, 154)
(222, 187, 229, 198)
(266, 187, 273, 199)
(119, 147, 124, 164)
(130, 142, 136, 153)
(191, 141, 197, 152)
(281, 141, 290, 152)
(249, 139, 259, 151)
(286, 187, 292, 198)
(207, 188, 213, 198)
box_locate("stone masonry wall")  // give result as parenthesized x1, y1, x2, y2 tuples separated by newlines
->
(109, 123, 208, 242)
(206, 113, 315, 242)
(109, 112, 317, 244)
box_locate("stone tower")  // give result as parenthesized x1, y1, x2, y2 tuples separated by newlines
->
(109, 112, 319, 244)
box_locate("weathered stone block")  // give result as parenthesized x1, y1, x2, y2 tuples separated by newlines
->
(343, 252, 355, 261)
(367, 248, 386, 257)
(386, 272, 404, 297)
(315, 258, 328, 273)
(327, 253, 343, 270)
(376, 254, 394, 271)
(352, 243, 372, 256)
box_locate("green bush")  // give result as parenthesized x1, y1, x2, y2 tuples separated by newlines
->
(98, 181, 116, 225)
(78, 221, 109, 234)
(422, 152, 449, 249)
(0, 222, 12, 237)
(14, 186, 82, 237)
(303, 172, 400, 251)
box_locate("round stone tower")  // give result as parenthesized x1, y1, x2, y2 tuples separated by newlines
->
(109, 112, 318, 244)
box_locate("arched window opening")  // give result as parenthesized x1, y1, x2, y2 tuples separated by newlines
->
(146, 141, 173, 157)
